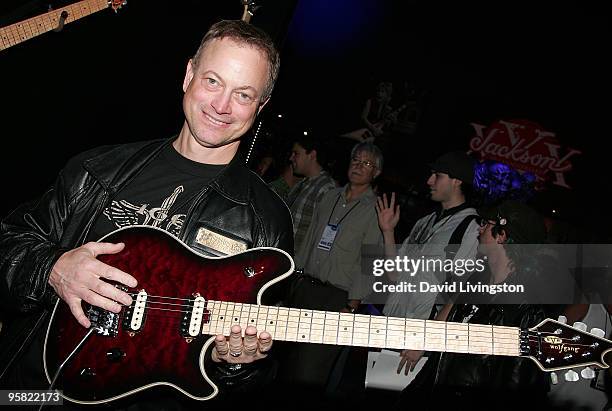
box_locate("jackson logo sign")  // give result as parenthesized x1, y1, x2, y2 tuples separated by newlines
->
(469, 119, 581, 188)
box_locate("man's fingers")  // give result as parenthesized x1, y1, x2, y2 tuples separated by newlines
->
(82, 289, 122, 313)
(397, 356, 407, 374)
(228, 325, 243, 356)
(86, 276, 133, 307)
(95, 261, 138, 289)
(214, 335, 229, 355)
(67, 299, 91, 328)
(88, 241, 125, 257)
(243, 326, 258, 355)
(258, 331, 273, 353)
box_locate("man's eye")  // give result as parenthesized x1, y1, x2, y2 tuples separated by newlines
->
(236, 92, 253, 102)
(206, 78, 218, 86)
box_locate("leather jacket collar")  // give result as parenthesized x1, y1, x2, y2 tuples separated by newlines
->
(81, 137, 251, 205)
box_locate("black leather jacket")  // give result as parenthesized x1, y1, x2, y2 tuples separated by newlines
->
(0, 137, 294, 391)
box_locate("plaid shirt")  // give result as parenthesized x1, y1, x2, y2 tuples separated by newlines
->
(286, 170, 337, 252)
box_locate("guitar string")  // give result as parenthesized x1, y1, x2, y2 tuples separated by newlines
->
(115, 302, 586, 342)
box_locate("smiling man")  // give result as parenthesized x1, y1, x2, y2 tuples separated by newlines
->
(0, 19, 293, 408)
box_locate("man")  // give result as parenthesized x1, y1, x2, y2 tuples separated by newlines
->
(286, 134, 337, 252)
(393, 200, 551, 410)
(0, 20, 292, 406)
(376, 150, 479, 372)
(279, 142, 383, 398)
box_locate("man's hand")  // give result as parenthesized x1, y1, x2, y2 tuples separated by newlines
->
(376, 192, 400, 233)
(397, 349, 425, 375)
(48, 242, 137, 328)
(211, 325, 272, 363)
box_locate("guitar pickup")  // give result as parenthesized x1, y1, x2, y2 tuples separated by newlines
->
(122, 289, 147, 333)
(180, 294, 208, 338)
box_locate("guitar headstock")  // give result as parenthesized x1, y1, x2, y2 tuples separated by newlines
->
(109, 0, 127, 13)
(522, 318, 612, 372)
(241, 0, 261, 23)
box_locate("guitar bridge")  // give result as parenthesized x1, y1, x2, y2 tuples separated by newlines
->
(86, 305, 119, 337)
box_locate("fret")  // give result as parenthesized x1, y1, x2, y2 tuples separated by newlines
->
(265, 306, 278, 337)
(218, 302, 233, 335)
(352, 314, 371, 347)
(404, 319, 426, 350)
(297, 309, 313, 342)
(285, 308, 300, 342)
(492, 325, 520, 356)
(309, 310, 326, 344)
(368, 316, 387, 348)
(322, 312, 340, 345)
(275, 307, 290, 341)
(200, 300, 214, 335)
(337, 313, 354, 345)
(256, 305, 269, 332)
(209, 301, 226, 335)
(244, 303, 259, 331)
(228, 302, 244, 329)
(238, 302, 250, 332)
(424, 320, 446, 351)
(385, 317, 406, 349)
(467, 324, 494, 355)
(445, 323, 470, 353)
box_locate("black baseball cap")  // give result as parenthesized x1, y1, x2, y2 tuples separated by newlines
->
(429, 151, 475, 185)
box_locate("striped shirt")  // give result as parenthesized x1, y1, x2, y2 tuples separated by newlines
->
(286, 170, 337, 252)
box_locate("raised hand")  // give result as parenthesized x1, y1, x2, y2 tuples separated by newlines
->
(211, 325, 272, 363)
(376, 192, 400, 233)
(48, 242, 137, 328)
(397, 349, 425, 375)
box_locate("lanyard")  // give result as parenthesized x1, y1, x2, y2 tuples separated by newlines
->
(327, 193, 360, 227)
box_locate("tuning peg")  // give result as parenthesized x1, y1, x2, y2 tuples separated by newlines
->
(557, 315, 567, 324)
(581, 367, 596, 380)
(564, 369, 580, 382)
(572, 321, 587, 331)
(550, 372, 559, 385)
(590, 328, 606, 338)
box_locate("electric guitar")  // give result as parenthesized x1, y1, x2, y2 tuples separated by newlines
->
(44, 225, 612, 405)
(340, 104, 408, 142)
(0, 0, 126, 52)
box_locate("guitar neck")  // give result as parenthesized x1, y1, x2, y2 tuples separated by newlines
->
(0, 0, 108, 51)
(201, 301, 522, 357)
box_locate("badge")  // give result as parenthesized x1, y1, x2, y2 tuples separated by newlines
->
(317, 224, 338, 251)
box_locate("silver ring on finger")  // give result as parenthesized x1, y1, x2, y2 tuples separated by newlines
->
(229, 350, 241, 357)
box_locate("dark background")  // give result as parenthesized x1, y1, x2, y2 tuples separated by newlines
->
(1, 0, 610, 240)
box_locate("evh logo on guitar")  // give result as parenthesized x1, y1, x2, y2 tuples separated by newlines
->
(43, 225, 612, 405)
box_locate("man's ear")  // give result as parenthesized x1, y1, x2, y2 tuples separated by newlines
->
(183, 59, 195, 92)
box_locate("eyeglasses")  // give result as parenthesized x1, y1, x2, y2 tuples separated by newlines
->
(350, 157, 377, 169)
(476, 217, 496, 228)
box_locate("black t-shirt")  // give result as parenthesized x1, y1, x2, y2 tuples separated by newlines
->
(89, 143, 224, 241)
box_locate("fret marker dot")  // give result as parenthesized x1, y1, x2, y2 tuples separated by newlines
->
(301, 335, 306, 339)
(251, 319, 255, 322)
(344, 327, 347, 331)
(376, 330, 380, 333)
(269, 321, 274, 324)
(220, 316, 224, 320)
(413, 333, 416, 336)
(234, 318, 238, 321)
